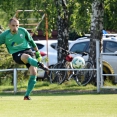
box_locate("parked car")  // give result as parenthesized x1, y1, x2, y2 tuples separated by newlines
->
(35, 40, 57, 66)
(34, 40, 57, 79)
(35, 36, 117, 83)
(69, 36, 117, 83)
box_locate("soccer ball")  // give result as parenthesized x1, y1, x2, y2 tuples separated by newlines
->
(72, 56, 85, 69)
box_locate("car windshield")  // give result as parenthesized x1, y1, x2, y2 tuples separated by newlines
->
(70, 42, 89, 53)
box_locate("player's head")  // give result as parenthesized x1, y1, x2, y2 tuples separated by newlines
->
(9, 18, 19, 34)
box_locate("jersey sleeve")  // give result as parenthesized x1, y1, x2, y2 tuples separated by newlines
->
(24, 29, 37, 48)
(0, 31, 6, 45)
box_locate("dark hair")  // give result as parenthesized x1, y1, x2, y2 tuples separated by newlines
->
(9, 18, 19, 24)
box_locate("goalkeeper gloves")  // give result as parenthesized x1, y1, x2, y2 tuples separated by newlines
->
(35, 51, 42, 62)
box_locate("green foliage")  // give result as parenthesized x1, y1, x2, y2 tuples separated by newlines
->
(0, 0, 17, 20)
(104, 0, 117, 31)
(0, 0, 117, 85)
(69, 1, 91, 35)
(0, 44, 29, 85)
(0, 0, 117, 33)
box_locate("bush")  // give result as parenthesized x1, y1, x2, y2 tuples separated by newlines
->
(0, 45, 29, 85)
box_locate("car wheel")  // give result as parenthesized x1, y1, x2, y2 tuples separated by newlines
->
(102, 61, 115, 84)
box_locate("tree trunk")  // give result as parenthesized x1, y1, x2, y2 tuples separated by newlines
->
(89, 0, 104, 83)
(55, 0, 69, 62)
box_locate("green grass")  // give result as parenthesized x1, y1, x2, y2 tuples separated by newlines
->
(0, 80, 117, 117)
(0, 80, 97, 94)
(0, 94, 117, 117)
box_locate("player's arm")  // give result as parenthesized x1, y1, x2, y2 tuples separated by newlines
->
(25, 29, 42, 61)
(25, 30, 37, 48)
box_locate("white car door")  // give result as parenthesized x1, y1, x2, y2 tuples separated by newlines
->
(103, 40, 117, 75)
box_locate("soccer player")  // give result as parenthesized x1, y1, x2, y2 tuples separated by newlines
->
(0, 18, 49, 100)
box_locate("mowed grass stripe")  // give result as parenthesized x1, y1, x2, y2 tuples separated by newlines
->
(0, 94, 117, 117)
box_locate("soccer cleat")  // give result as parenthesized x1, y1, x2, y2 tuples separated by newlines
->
(37, 62, 49, 71)
(24, 96, 31, 100)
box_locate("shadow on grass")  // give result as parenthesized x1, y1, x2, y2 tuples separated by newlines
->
(0, 88, 117, 96)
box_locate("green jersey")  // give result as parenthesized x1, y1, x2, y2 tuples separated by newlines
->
(0, 27, 37, 54)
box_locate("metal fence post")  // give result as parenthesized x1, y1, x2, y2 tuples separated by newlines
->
(96, 40, 100, 93)
(13, 68, 17, 94)
(100, 53, 103, 87)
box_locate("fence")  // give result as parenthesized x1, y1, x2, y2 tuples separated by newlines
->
(0, 40, 101, 94)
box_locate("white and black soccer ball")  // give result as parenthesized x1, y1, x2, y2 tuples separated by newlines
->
(72, 56, 85, 69)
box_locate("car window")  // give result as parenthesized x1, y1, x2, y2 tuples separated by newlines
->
(104, 41, 117, 53)
(51, 43, 57, 50)
(70, 42, 89, 53)
(51, 42, 71, 50)
(36, 43, 44, 49)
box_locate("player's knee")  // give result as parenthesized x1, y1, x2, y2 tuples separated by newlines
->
(29, 66, 37, 76)
(21, 54, 31, 63)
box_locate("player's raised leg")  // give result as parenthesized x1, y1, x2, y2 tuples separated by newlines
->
(21, 53, 49, 71)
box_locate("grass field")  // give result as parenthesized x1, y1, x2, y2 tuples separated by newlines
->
(0, 80, 117, 117)
(0, 94, 117, 117)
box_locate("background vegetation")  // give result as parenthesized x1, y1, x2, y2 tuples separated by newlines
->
(0, 0, 117, 34)
(0, 0, 117, 85)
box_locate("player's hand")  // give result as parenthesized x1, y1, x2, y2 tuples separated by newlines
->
(35, 51, 42, 62)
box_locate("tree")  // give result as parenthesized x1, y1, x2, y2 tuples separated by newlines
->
(89, 0, 104, 83)
(55, 0, 69, 62)
(1, 0, 117, 33)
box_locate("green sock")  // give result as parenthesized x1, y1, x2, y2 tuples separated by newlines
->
(25, 75, 37, 96)
(27, 57, 38, 67)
